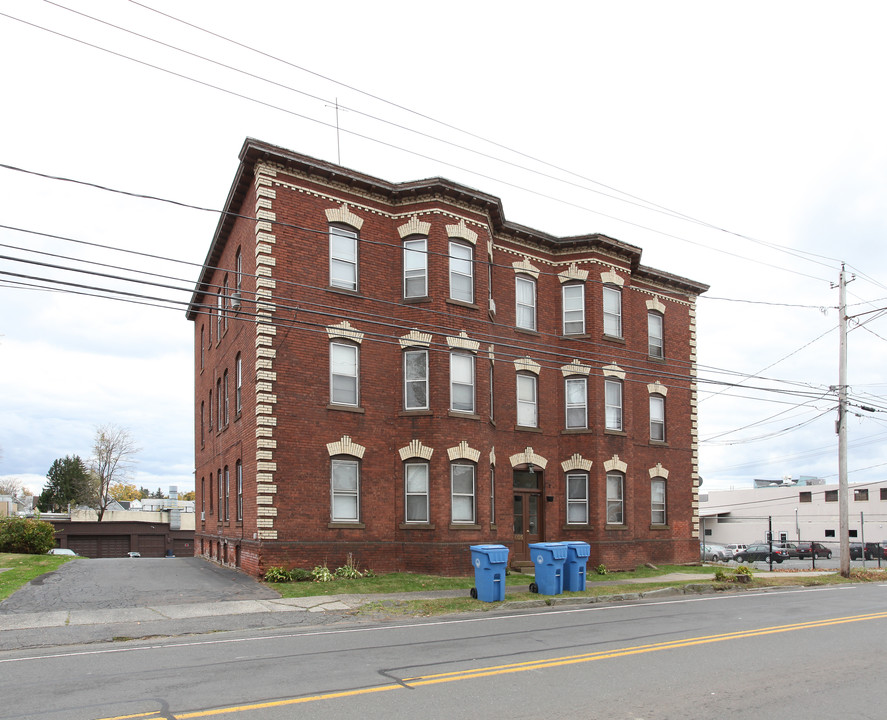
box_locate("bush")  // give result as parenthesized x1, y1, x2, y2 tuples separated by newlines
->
(0, 516, 57, 554)
(311, 564, 335, 583)
(289, 568, 312, 582)
(594, 564, 609, 576)
(263, 566, 292, 583)
(334, 553, 363, 579)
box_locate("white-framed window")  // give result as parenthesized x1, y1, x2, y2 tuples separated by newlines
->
(235, 353, 242, 415)
(217, 468, 222, 521)
(515, 275, 537, 330)
(200, 326, 205, 369)
(403, 237, 428, 298)
(516, 373, 538, 427)
(566, 472, 589, 524)
(403, 349, 429, 410)
(223, 275, 229, 332)
(651, 478, 666, 525)
(405, 462, 429, 523)
(331, 458, 359, 522)
(330, 342, 359, 406)
(490, 465, 496, 524)
(236, 460, 243, 521)
(565, 377, 588, 429)
(450, 352, 475, 413)
(216, 378, 222, 430)
(200, 401, 205, 446)
(562, 284, 585, 334)
(489, 361, 495, 422)
(606, 472, 624, 525)
(223, 369, 229, 426)
(209, 471, 214, 515)
(603, 285, 622, 337)
(216, 294, 223, 339)
(648, 312, 664, 358)
(329, 225, 358, 290)
(235, 248, 242, 293)
(451, 463, 476, 523)
(224, 465, 230, 521)
(605, 378, 623, 431)
(650, 395, 665, 442)
(449, 241, 474, 303)
(208, 389, 213, 431)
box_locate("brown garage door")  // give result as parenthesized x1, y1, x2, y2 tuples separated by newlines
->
(138, 536, 166, 557)
(172, 538, 193, 557)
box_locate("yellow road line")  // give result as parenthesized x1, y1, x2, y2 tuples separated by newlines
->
(106, 610, 887, 719)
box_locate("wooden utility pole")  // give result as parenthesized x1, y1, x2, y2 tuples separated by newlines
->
(837, 263, 850, 577)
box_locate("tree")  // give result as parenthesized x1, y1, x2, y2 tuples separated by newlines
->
(0, 516, 56, 554)
(137, 486, 152, 499)
(179, 490, 196, 502)
(90, 425, 140, 521)
(0, 477, 29, 499)
(109, 482, 141, 502)
(152, 488, 165, 499)
(37, 455, 95, 512)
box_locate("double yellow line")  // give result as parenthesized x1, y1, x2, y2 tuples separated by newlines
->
(100, 609, 887, 719)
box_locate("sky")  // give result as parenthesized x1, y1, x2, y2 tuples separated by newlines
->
(1, 1, 886, 497)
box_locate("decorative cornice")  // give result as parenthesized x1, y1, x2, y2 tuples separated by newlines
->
(604, 455, 627, 473)
(646, 298, 666, 314)
(601, 267, 625, 287)
(514, 357, 541, 375)
(647, 382, 668, 396)
(326, 435, 366, 459)
(446, 331, 479, 353)
(446, 218, 478, 245)
(509, 447, 548, 470)
(649, 463, 669, 479)
(602, 364, 625, 380)
(558, 263, 589, 284)
(561, 359, 591, 377)
(512, 257, 541, 278)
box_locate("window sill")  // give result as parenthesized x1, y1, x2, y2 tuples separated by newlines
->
(561, 428, 593, 434)
(648, 355, 666, 363)
(605, 524, 628, 531)
(514, 425, 542, 433)
(563, 523, 592, 530)
(402, 296, 431, 304)
(560, 333, 589, 340)
(328, 522, 366, 529)
(604, 429, 627, 437)
(327, 404, 366, 414)
(446, 298, 479, 310)
(514, 327, 540, 336)
(602, 334, 626, 344)
(650, 524, 670, 531)
(399, 522, 436, 530)
(448, 411, 481, 420)
(649, 440, 669, 447)
(326, 286, 362, 297)
(449, 523, 481, 530)
(399, 409, 433, 417)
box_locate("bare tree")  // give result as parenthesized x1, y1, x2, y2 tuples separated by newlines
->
(0, 476, 26, 498)
(90, 424, 140, 521)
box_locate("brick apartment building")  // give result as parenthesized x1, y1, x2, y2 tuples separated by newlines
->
(186, 138, 709, 578)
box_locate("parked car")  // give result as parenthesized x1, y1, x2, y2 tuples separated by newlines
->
(701, 544, 732, 562)
(794, 542, 832, 559)
(126, 551, 141, 558)
(724, 544, 747, 558)
(866, 542, 887, 560)
(47, 548, 76, 556)
(775, 542, 797, 557)
(850, 543, 865, 560)
(734, 543, 788, 563)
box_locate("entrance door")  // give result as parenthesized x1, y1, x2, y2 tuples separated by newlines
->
(513, 470, 542, 563)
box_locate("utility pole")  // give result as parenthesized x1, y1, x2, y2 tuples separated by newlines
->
(837, 263, 850, 577)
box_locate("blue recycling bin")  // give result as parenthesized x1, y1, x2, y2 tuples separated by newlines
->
(562, 541, 591, 591)
(470, 544, 509, 602)
(529, 542, 568, 595)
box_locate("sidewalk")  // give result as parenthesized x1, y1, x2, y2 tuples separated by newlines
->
(0, 570, 834, 651)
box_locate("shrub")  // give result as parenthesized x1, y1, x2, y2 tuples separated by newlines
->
(263, 566, 292, 583)
(594, 564, 608, 576)
(0, 516, 56, 555)
(334, 552, 363, 579)
(311, 564, 335, 583)
(289, 568, 312, 582)
(714, 569, 727, 582)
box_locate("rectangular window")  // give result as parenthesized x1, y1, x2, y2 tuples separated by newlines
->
(606, 473, 624, 525)
(224, 466, 230, 521)
(330, 342, 359, 406)
(825, 490, 838, 502)
(565, 377, 587, 429)
(650, 395, 665, 442)
(605, 379, 623, 431)
(882, 488, 887, 501)
(235, 249, 242, 292)
(403, 349, 429, 410)
(235, 354, 242, 415)
(489, 362, 495, 422)
(200, 401, 205, 446)
(490, 466, 496, 524)
(562, 284, 585, 334)
(201, 477, 205, 518)
(449, 241, 474, 303)
(451, 464, 476, 523)
(799, 491, 812, 503)
(329, 225, 358, 290)
(216, 379, 223, 430)
(450, 353, 475, 413)
(223, 370, 229, 426)
(236, 461, 243, 521)
(567, 473, 588, 524)
(405, 463, 429, 523)
(516, 374, 538, 427)
(208, 390, 213, 431)
(648, 312, 664, 358)
(854, 488, 869, 501)
(403, 238, 428, 298)
(603, 286, 622, 337)
(216, 295, 223, 340)
(331, 459, 359, 521)
(515, 276, 537, 330)
(217, 468, 223, 522)
(651, 478, 666, 525)
(200, 326, 205, 369)
(223, 276, 229, 332)
(825, 529, 835, 537)
(208, 472, 214, 515)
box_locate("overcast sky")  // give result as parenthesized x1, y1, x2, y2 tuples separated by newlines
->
(1, 1, 885, 497)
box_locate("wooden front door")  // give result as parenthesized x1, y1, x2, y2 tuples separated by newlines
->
(512, 469, 542, 563)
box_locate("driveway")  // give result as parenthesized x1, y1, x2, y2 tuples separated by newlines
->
(0, 557, 279, 614)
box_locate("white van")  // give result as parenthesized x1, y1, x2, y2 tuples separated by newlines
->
(723, 544, 747, 559)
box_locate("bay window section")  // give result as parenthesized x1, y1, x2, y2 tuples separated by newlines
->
(565, 377, 587, 429)
(403, 237, 428, 298)
(648, 312, 664, 358)
(605, 378, 623, 431)
(329, 225, 358, 290)
(403, 349, 429, 410)
(603, 286, 622, 337)
(562, 284, 585, 334)
(516, 373, 538, 427)
(450, 352, 475, 413)
(515, 275, 537, 330)
(449, 241, 474, 303)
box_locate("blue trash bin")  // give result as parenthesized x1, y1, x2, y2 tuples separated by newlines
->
(528, 542, 568, 595)
(470, 545, 509, 602)
(563, 541, 591, 591)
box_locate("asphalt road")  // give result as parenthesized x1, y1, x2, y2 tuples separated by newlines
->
(2, 580, 885, 719)
(0, 556, 279, 612)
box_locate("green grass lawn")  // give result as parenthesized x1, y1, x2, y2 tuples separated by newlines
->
(0, 553, 73, 601)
